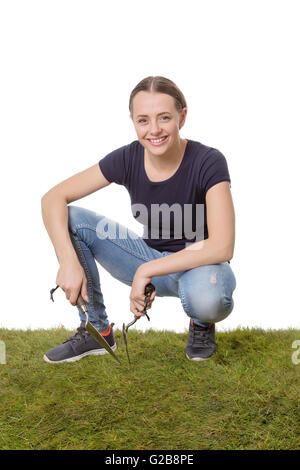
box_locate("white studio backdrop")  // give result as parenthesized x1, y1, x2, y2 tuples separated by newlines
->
(0, 0, 299, 333)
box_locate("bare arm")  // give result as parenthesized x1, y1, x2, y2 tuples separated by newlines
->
(41, 163, 110, 304)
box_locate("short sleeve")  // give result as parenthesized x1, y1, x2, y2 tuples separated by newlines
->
(200, 149, 231, 196)
(98, 145, 128, 185)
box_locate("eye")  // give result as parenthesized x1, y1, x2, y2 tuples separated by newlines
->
(137, 116, 170, 124)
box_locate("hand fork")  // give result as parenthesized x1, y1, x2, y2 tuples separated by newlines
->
(122, 283, 155, 365)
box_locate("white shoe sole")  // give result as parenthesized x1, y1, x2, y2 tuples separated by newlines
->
(186, 353, 211, 361)
(43, 343, 117, 364)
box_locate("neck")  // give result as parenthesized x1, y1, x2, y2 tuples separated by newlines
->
(145, 137, 187, 171)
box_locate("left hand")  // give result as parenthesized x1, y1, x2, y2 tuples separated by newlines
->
(130, 268, 156, 317)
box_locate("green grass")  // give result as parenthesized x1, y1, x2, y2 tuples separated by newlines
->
(0, 327, 299, 450)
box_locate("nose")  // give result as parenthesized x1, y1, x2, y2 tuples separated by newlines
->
(149, 119, 162, 135)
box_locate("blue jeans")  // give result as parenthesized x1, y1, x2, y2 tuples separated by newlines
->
(65, 205, 236, 331)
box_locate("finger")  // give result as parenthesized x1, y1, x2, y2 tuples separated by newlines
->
(133, 299, 145, 311)
(81, 281, 89, 303)
(69, 290, 80, 306)
(65, 289, 70, 300)
(130, 300, 140, 316)
(136, 306, 145, 315)
(145, 297, 154, 309)
(132, 303, 145, 316)
(131, 307, 143, 317)
(150, 291, 156, 301)
(65, 288, 77, 306)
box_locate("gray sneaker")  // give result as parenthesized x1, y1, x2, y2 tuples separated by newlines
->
(186, 320, 216, 361)
(43, 322, 117, 363)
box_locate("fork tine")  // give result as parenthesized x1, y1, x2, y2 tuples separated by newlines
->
(122, 322, 131, 365)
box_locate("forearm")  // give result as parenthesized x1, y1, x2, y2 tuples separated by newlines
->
(139, 238, 232, 278)
(41, 191, 78, 265)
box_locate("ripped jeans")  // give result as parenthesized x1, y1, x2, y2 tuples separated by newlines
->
(63, 205, 236, 331)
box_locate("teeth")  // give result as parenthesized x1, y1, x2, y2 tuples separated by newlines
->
(150, 137, 166, 143)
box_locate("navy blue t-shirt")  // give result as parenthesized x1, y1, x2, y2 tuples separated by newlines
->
(99, 139, 231, 254)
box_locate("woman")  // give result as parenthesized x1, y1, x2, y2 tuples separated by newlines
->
(41, 76, 236, 364)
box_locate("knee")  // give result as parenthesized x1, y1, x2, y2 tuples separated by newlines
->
(67, 205, 105, 234)
(67, 205, 84, 233)
(179, 264, 236, 323)
(179, 283, 234, 324)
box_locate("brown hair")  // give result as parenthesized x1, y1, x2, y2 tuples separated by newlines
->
(129, 76, 187, 117)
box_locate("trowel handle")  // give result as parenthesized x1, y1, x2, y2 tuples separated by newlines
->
(76, 293, 88, 314)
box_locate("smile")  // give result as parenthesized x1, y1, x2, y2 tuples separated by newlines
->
(147, 136, 168, 146)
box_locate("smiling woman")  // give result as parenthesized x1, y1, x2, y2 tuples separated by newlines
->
(41, 75, 236, 364)
(129, 77, 188, 173)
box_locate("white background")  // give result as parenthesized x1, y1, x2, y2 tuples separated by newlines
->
(0, 0, 299, 333)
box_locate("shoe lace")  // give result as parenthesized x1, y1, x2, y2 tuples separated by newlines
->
(192, 328, 211, 346)
(63, 327, 87, 345)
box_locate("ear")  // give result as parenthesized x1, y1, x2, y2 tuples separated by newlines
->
(179, 107, 188, 129)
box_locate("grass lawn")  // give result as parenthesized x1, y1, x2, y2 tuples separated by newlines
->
(0, 327, 299, 450)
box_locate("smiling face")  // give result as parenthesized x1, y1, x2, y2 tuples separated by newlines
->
(130, 91, 187, 155)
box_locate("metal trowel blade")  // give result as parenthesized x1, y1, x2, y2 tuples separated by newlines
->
(85, 321, 121, 364)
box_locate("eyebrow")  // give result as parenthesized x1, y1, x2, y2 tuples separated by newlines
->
(136, 112, 172, 118)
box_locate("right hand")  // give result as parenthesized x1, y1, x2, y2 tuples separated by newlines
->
(56, 260, 89, 306)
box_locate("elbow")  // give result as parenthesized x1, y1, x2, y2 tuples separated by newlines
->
(41, 189, 58, 211)
(224, 244, 234, 262)
(206, 237, 235, 262)
(41, 189, 52, 203)
(41, 193, 51, 216)
(41, 188, 61, 204)
(41, 193, 48, 208)
(41, 192, 52, 210)
(213, 239, 234, 263)
(41, 190, 68, 215)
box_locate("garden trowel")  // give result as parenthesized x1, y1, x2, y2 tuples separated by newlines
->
(76, 293, 121, 364)
(50, 285, 121, 364)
